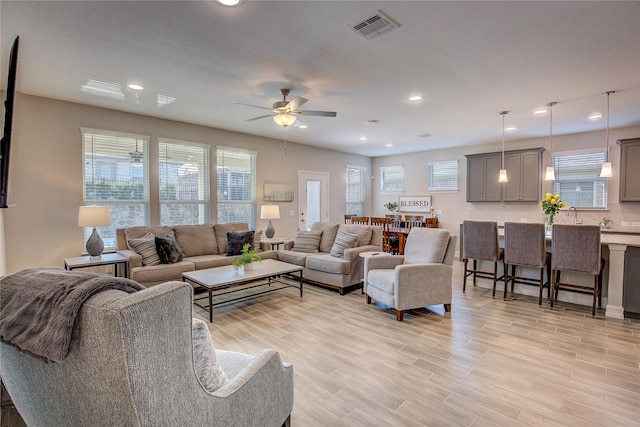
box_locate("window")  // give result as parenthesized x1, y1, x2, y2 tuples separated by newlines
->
(551, 150, 608, 209)
(428, 160, 458, 191)
(216, 147, 256, 229)
(159, 139, 210, 226)
(81, 128, 150, 250)
(345, 165, 365, 215)
(380, 165, 403, 193)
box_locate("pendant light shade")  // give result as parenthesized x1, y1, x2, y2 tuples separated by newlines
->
(498, 111, 509, 183)
(544, 102, 557, 181)
(600, 91, 615, 178)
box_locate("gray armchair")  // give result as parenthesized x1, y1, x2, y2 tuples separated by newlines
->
(0, 281, 293, 427)
(363, 228, 457, 321)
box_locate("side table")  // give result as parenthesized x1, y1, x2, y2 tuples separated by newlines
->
(64, 253, 129, 278)
(266, 240, 285, 250)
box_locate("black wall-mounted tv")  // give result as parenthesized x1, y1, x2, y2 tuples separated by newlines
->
(1, 36, 19, 209)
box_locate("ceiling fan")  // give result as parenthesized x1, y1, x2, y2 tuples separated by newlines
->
(239, 89, 337, 127)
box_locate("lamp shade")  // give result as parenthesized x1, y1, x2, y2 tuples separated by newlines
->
(273, 113, 296, 127)
(78, 206, 112, 227)
(544, 166, 556, 181)
(260, 205, 280, 220)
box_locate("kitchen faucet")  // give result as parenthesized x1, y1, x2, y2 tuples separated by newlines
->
(567, 207, 583, 224)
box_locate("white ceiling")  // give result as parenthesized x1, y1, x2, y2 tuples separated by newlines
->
(2, 1, 639, 157)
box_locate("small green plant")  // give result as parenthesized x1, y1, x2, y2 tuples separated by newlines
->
(600, 216, 613, 228)
(232, 243, 261, 268)
(384, 202, 398, 213)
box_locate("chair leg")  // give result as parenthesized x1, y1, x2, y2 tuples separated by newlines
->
(444, 303, 451, 312)
(503, 263, 509, 300)
(366, 295, 371, 304)
(592, 275, 598, 318)
(550, 268, 556, 308)
(538, 267, 544, 306)
(396, 310, 404, 321)
(491, 261, 497, 299)
(510, 265, 516, 292)
(473, 260, 478, 284)
(463, 259, 468, 293)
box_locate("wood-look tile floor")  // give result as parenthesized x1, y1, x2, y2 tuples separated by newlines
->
(197, 261, 640, 426)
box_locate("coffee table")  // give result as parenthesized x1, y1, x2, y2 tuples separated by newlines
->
(182, 259, 303, 322)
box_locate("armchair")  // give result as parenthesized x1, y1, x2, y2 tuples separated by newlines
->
(363, 228, 457, 321)
(0, 280, 293, 427)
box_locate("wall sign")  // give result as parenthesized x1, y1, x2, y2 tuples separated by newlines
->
(399, 196, 432, 213)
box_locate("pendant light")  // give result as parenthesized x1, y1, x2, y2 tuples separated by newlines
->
(498, 111, 509, 183)
(544, 102, 557, 181)
(600, 91, 615, 178)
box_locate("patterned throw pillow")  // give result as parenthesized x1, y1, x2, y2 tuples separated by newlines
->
(226, 230, 255, 256)
(330, 230, 359, 258)
(127, 233, 161, 266)
(191, 318, 227, 392)
(155, 235, 183, 264)
(291, 230, 322, 253)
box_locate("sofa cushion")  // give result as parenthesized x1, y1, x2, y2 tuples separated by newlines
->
(404, 228, 451, 265)
(226, 230, 255, 256)
(155, 236, 183, 264)
(310, 222, 340, 253)
(338, 224, 373, 247)
(191, 318, 227, 392)
(330, 230, 359, 258)
(306, 253, 351, 275)
(291, 230, 322, 253)
(174, 225, 218, 257)
(127, 233, 161, 266)
(367, 269, 396, 294)
(214, 222, 249, 255)
(129, 261, 195, 284)
(125, 226, 175, 248)
(276, 250, 309, 267)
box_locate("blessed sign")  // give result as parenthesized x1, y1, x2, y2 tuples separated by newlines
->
(399, 196, 432, 213)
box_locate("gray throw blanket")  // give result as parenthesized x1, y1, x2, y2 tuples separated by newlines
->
(0, 267, 144, 363)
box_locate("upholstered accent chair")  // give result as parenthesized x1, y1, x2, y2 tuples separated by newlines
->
(0, 281, 294, 427)
(550, 224, 603, 317)
(462, 220, 504, 298)
(363, 228, 457, 321)
(503, 222, 551, 304)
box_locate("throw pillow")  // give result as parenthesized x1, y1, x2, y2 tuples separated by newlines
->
(155, 235, 183, 264)
(127, 233, 161, 266)
(191, 318, 227, 392)
(330, 230, 359, 258)
(291, 230, 322, 253)
(310, 222, 339, 253)
(226, 230, 255, 256)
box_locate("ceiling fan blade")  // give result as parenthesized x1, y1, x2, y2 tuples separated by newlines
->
(286, 96, 308, 111)
(297, 110, 337, 117)
(244, 114, 274, 122)
(236, 102, 273, 111)
(293, 118, 305, 127)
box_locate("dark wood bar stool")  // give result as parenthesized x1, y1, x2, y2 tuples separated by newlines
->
(462, 220, 504, 298)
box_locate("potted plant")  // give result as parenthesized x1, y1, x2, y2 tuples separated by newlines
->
(232, 243, 261, 273)
(384, 202, 398, 214)
(600, 216, 613, 229)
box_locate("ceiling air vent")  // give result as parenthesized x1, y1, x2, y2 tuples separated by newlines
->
(351, 11, 400, 41)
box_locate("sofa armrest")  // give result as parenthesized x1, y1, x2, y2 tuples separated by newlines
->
(343, 244, 381, 260)
(117, 249, 142, 270)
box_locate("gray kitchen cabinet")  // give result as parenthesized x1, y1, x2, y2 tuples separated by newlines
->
(466, 153, 502, 202)
(503, 148, 543, 202)
(618, 138, 640, 202)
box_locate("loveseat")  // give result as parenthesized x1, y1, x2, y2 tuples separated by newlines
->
(277, 222, 382, 294)
(116, 222, 277, 287)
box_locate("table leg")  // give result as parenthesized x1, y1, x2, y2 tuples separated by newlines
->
(299, 270, 304, 297)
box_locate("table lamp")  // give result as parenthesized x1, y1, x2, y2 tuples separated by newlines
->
(260, 205, 280, 239)
(78, 206, 112, 257)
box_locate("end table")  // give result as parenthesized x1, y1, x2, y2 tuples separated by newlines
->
(64, 253, 129, 278)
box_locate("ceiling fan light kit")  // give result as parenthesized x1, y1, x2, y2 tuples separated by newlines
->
(242, 88, 336, 128)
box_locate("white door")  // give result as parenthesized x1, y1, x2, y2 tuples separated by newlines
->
(298, 171, 329, 231)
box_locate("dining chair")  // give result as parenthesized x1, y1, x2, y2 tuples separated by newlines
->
(425, 217, 439, 228)
(462, 220, 504, 298)
(503, 222, 551, 304)
(404, 215, 424, 229)
(370, 217, 391, 253)
(350, 216, 370, 225)
(344, 214, 354, 224)
(550, 224, 603, 317)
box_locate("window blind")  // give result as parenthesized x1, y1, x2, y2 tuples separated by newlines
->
(429, 160, 458, 191)
(551, 150, 608, 209)
(216, 147, 256, 229)
(380, 165, 404, 193)
(346, 165, 365, 215)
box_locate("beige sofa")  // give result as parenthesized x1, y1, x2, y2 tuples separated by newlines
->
(277, 222, 382, 294)
(116, 222, 277, 287)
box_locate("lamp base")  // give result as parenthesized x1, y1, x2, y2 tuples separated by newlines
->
(85, 227, 105, 258)
(264, 220, 275, 239)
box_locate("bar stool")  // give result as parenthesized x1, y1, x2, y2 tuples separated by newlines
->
(550, 224, 602, 317)
(503, 222, 551, 304)
(462, 220, 504, 298)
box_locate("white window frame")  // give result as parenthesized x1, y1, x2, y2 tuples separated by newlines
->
(551, 149, 608, 210)
(428, 160, 458, 192)
(380, 165, 404, 194)
(216, 146, 257, 229)
(345, 165, 365, 216)
(159, 138, 210, 226)
(81, 128, 150, 252)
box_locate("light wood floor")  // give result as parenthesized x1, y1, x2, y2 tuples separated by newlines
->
(199, 261, 640, 426)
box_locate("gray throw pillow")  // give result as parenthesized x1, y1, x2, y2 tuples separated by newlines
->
(330, 230, 359, 258)
(127, 232, 161, 266)
(291, 230, 322, 253)
(192, 318, 227, 392)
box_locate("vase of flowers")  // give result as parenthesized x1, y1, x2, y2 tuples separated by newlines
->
(384, 202, 398, 214)
(600, 216, 613, 229)
(539, 193, 566, 234)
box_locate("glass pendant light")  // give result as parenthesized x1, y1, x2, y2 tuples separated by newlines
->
(544, 102, 557, 181)
(600, 91, 615, 178)
(498, 111, 508, 183)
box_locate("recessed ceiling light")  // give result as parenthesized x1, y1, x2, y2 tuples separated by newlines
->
(217, 0, 240, 6)
(588, 113, 603, 121)
(385, 144, 393, 148)
(359, 136, 367, 141)
(127, 84, 144, 91)
(298, 124, 308, 129)
(409, 95, 422, 102)
(505, 126, 516, 132)
(534, 108, 548, 115)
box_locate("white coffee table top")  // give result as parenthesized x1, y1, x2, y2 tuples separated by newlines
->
(182, 259, 302, 289)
